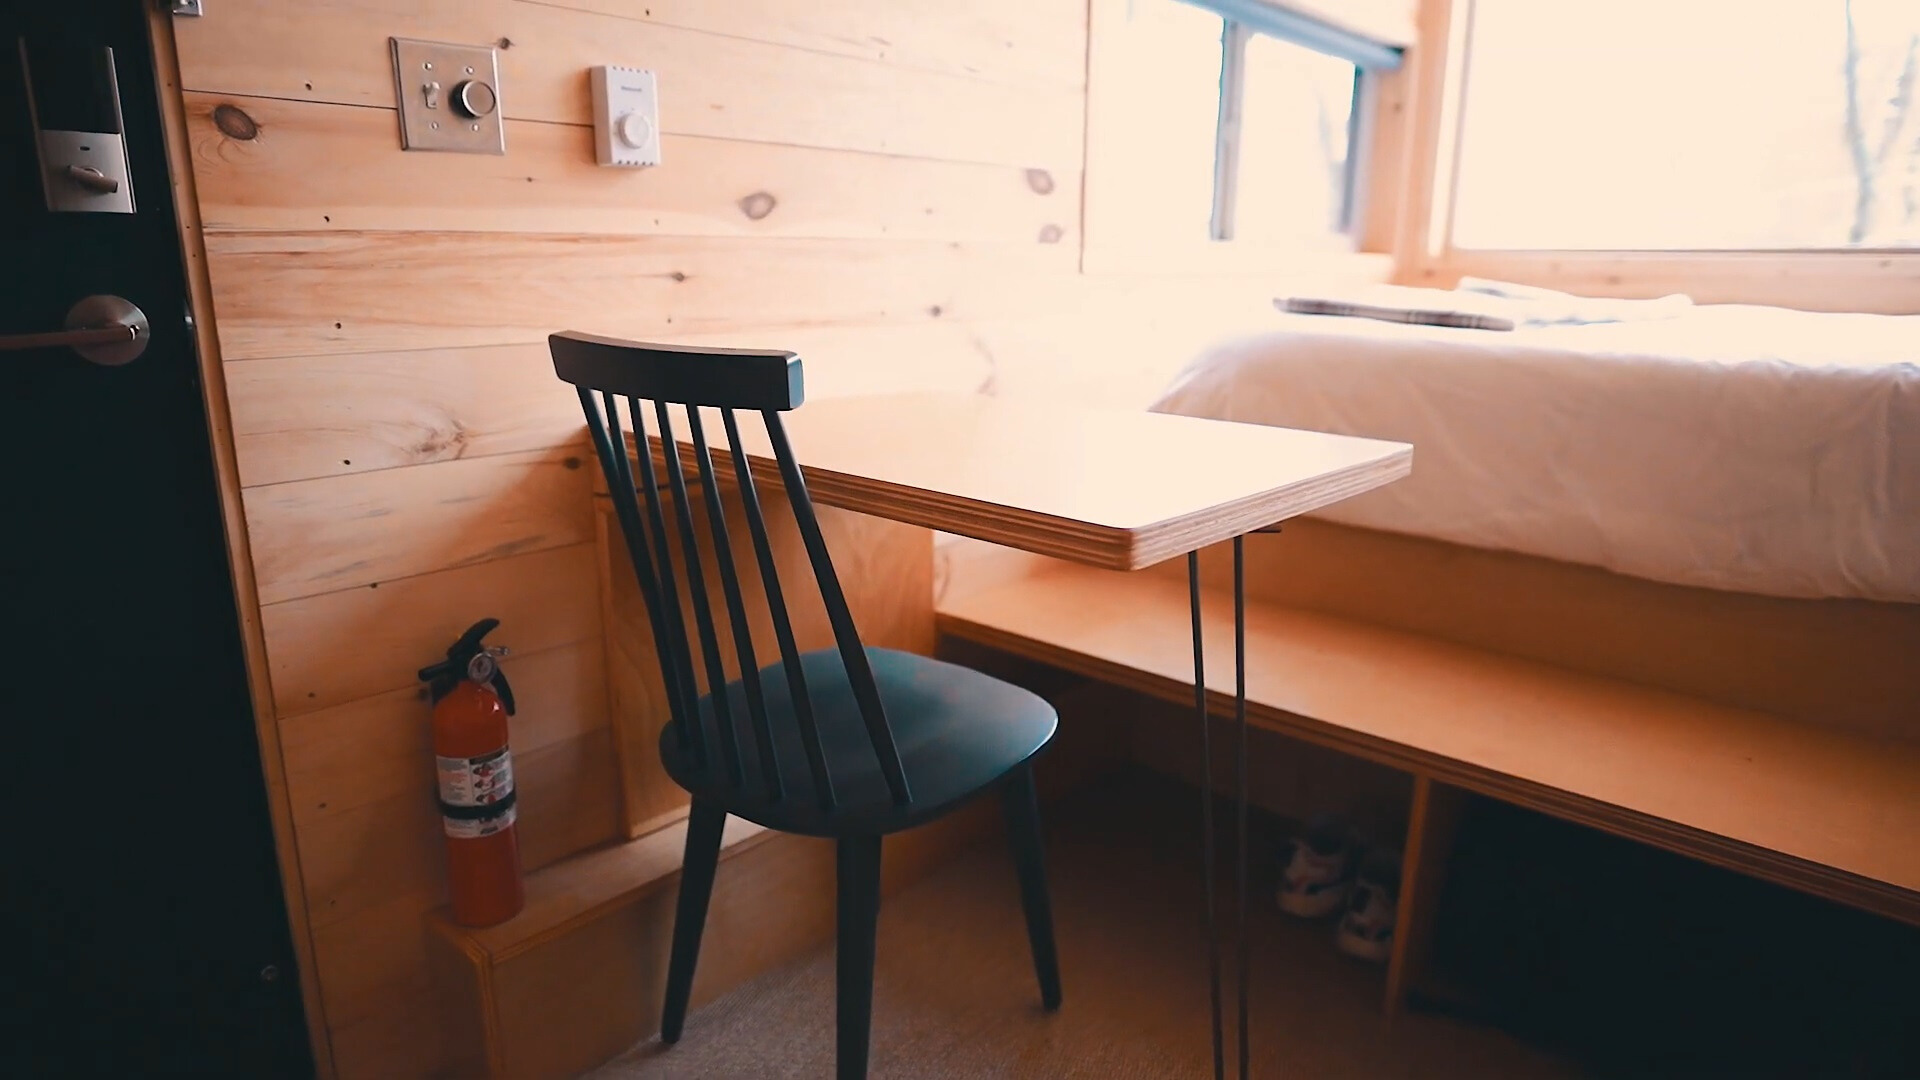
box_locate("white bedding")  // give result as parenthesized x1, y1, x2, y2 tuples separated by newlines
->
(1150, 304, 1920, 602)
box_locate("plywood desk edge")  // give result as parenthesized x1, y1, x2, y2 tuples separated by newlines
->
(615, 414, 1412, 568)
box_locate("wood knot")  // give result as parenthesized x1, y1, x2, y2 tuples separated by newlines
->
(738, 191, 777, 220)
(212, 104, 259, 141)
(928, 305, 944, 318)
(497, 37, 515, 49)
(1025, 168, 1055, 195)
(563, 456, 583, 470)
(1038, 224, 1064, 244)
(670, 270, 688, 283)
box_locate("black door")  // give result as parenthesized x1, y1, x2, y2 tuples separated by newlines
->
(3, 3, 313, 1075)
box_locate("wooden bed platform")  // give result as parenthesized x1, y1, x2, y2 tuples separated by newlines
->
(934, 525, 1920, 1014)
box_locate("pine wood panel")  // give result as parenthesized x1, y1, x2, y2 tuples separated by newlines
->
(260, 542, 598, 716)
(665, 321, 996, 402)
(516, 727, 627, 868)
(203, 230, 1074, 361)
(538, 0, 1087, 87)
(281, 640, 607, 829)
(301, 726, 623, 930)
(636, 392, 1412, 570)
(184, 94, 1075, 246)
(226, 322, 1000, 492)
(225, 343, 585, 488)
(244, 446, 595, 604)
(938, 565, 1920, 925)
(308, 889, 446, 1033)
(171, 0, 1083, 170)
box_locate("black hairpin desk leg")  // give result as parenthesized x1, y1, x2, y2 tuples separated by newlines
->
(1233, 536, 1250, 1077)
(1191, 537, 1255, 1080)
(1188, 552, 1226, 1080)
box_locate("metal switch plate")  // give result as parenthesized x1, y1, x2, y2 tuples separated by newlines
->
(390, 38, 505, 155)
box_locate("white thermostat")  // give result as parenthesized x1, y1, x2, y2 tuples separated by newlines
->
(590, 65, 660, 167)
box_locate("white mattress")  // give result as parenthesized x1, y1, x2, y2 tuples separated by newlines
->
(1150, 304, 1920, 602)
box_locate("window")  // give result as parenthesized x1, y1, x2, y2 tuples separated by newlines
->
(1450, 0, 1920, 251)
(1232, 32, 1364, 245)
(1129, 0, 1401, 249)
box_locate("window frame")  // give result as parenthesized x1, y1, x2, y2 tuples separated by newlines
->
(1206, 3, 1402, 242)
(1079, 0, 1406, 280)
(1392, 0, 1920, 314)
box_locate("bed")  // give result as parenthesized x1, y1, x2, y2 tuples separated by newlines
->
(1149, 297, 1920, 603)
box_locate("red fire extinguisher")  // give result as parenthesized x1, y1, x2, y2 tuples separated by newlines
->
(418, 618, 525, 926)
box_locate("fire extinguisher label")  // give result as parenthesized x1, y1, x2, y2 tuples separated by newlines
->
(443, 804, 517, 840)
(437, 746, 515, 809)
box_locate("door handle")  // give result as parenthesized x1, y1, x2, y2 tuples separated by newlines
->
(1, 295, 150, 366)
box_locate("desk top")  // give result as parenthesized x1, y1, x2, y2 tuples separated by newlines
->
(631, 392, 1411, 570)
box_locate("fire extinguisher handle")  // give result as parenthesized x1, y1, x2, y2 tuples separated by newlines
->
(447, 618, 502, 662)
(490, 668, 516, 716)
(418, 617, 510, 706)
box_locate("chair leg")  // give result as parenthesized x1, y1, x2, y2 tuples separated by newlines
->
(835, 833, 883, 1080)
(1002, 765, 1063, 1011)
(660, 800, 727, 1044)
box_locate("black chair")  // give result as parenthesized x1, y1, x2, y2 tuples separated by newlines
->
(551, 332, 1063, 1079)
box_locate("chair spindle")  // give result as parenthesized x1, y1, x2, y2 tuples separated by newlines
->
(655, 401, 746, 788)
(626, 396, 710, 768)
(722, 407, 838, 810)
(687, 407, 784, 802)
(762, 411, 913, 806)
(583, 388, 704, 762)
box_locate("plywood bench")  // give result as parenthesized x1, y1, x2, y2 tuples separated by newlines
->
(935, 559, 1920, 1012)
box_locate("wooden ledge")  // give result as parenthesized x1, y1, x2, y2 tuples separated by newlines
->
(425, 793, 1002, 1078)
(427, 813, 772, 1080)
(937, 564, 1920, 926)
(434, 812, 771, 966)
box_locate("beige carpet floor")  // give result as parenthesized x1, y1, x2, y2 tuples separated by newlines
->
(588, 774, 1581, 1079)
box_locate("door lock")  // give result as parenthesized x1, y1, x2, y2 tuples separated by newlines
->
(16, 38, 137, 213)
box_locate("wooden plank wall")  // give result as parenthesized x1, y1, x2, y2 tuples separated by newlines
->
(163, 1, 1087, 1075)
(158, 1, 1369, 1075)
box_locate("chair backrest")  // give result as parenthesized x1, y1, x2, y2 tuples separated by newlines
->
(549, 331, 909, 811)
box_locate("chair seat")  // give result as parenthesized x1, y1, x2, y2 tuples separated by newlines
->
(660, 647, 1058, 837)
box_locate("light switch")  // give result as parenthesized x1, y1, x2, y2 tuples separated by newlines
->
(390, 38, 505, 155)
(590, 66, 660, 167)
